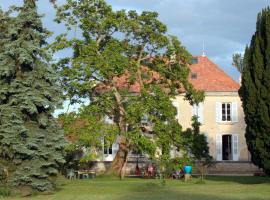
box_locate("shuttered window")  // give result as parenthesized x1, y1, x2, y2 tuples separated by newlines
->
(216, 134, 222, 161)
(216, 102, 238, 123)
(103, 139, 113, 155)
(222, 103, 231, 121)
(232, 102, 238, 122)
(232, 134, 239, 161)
(192, 103, 203, 123)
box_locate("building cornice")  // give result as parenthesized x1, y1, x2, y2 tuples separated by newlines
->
(178, 91, 239, 97)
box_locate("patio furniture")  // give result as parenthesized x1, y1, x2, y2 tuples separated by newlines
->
(75, 170, 96, 179)
(66, 169, 76, 179)
(155, 169, 162, 179)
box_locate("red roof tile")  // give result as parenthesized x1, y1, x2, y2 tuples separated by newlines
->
(95, 56, 239, 93)
(189, 56, 240, 92)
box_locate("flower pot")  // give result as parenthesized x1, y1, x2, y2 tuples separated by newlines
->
(184, 165, 192, 174)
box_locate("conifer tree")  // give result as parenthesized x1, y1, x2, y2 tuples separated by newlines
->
(232, 53, 244, 73)
(0, 1, 65, 191)
(240, 7, 270, 175)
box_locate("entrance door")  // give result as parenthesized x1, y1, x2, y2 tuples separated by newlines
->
(222, 135, 232, 160)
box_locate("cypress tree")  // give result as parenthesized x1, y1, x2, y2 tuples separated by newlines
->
(240, 7, 270, 175)
(0, 1, 65, 191)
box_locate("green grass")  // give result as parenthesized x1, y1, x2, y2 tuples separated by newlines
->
(2, 176, 270, 200)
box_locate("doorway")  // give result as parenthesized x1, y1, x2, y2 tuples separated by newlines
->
(222, 135, 232, 160)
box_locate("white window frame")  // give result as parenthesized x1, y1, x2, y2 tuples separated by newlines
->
(216, 134, 222, 161)
(216, 102, 238, 123)
(192, 103, 203, 123)
(216, 133, 239, 161)
(221, 102, 232, 122)
(103, 139, 113, 155)
(232, 134, 239, 161)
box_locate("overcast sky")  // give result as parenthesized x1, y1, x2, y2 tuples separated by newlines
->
(1, 0, 269, 82)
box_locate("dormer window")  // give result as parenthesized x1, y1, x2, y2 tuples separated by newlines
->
(191, 58, 198, 64)
(191, 72, 197, 79)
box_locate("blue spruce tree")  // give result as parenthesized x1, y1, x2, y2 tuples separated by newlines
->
(0, 1, 65, 191)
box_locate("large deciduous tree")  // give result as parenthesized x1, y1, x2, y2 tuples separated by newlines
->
(239, 7, 270, 175)
(54, 0, 203, 178)
(0, 1, 65, 191)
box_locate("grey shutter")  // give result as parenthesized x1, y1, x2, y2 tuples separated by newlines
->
(232, 134, 239, 161)
(192, 104, 197, 116)
(216, 102, 222, 123)
(216, 134, 222, 161)
(198, 103, 203, 123)
(232, 102, 238, 122)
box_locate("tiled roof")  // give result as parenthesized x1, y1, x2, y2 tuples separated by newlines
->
(95, 66, 160, 93)
(189, 56, 240, 92)
(95, 56, 240, 93)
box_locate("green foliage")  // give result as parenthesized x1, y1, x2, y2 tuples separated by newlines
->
(0, 3, 66, 191)
(58, 110, 118, 163)
(188, 117, 213, 179)
(172, 116, 212, 167)
(0, 186, 11, 197)
(240, 7, 270, 175)
(232, 53, 244, 73)
(169, 116, 213, 179)
(158, 156, 190, 178)
(189, 117, 212, 163)
(52, 0, 204, 174)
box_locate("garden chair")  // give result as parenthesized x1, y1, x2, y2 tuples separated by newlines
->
(66, 169, 76, 179)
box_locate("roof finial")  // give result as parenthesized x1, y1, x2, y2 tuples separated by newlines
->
(202, 40, 206, 57)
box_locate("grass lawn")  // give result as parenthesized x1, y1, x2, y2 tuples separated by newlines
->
(2, 176, 270, 200)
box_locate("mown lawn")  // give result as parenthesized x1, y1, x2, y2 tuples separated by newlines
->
(2, 176, 270, 200)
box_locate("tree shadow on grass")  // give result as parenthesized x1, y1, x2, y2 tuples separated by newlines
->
(114, 180, 265, 200)
(204, 176, 270, 185)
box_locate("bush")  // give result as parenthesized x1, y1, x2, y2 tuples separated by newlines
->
(0, 187, 11, 197)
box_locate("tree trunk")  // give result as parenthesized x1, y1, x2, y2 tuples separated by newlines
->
(108, 88, 130, 178)
(108, 136, 129, 179)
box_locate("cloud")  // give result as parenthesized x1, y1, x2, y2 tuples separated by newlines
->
(108, 0, 269, 80)
(1, 0, 269, 81)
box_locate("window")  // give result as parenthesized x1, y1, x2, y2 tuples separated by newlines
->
(191, 72, 197, 79)
(222, 134, 232, 160)
(193, 104, 199, 116)
(104, 139, 112, 155)
(192, 103, 203, 123)
(222, 103, 231, 121)
(216, 134, 239, 161)
(216, 102, 238, 123)
(191, 57, 198, 64)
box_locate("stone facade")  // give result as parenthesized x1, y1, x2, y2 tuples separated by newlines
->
(173, 92, 250, 162)
(93, 56, 262, 175)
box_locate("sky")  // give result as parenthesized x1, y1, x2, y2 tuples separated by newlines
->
(1, 0, 269, 113)
(1, 0, 269, 81)
(105, 0, 269, 81)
